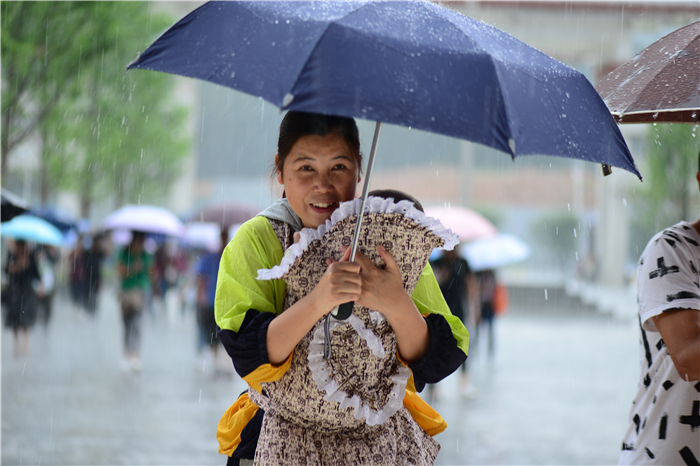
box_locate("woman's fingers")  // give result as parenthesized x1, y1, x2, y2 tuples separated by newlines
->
(353, 246, 405, 312)
(317, 259, 362, 308)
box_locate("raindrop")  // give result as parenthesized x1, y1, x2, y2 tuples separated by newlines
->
(622, 199, 627, 206)
(573, 229, 577, 238)
(575, 251, 579, 261)
(286, 19, 290, 24)
(231, 72, 235, 78)
(567, 203, 570, 211)
(556, 227, 559, 235)
(544, 289, 548, 300)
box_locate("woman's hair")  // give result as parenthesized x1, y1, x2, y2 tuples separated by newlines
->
(368, 189, 424, 213)
(274, 111, 362, 177)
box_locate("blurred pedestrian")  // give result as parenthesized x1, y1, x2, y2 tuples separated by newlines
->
(430, 247, 479, 398)
(116, 231, 152, 371)
(84, 233, 107, 316)
(474, 269, 504, 357)
(4, 240, 42, 356)
(196, 229, 228, 373)
(35, 245, 59, 327)
(68, 235, 87, 312)
(619, 153, 700, 465)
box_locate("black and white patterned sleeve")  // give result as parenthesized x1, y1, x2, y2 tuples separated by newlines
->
(637, 224, 700, 332)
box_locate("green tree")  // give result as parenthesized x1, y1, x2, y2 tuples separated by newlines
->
(2, 2, 113, 181)
(634, 124, 700, 241)
(2, 2, 190, 217)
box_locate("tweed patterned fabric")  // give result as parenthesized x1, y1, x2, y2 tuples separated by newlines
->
(252, 206, 452, 465)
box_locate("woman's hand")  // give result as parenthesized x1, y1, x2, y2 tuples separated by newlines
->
(353, 246, 407, 316)
(354, 246, 430, 364)
(310, 246, 362, 315)
(266, 245, 361, 365)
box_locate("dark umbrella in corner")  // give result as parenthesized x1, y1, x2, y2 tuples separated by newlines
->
(1, 189, 29, 223)
(596, 21, 700, 124)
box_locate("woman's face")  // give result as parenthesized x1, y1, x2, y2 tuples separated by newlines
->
(277, 133, 360, 229)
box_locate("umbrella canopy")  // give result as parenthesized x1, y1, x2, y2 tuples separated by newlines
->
(424, 206, 497, 242)
(183, 222, 223, 252)
(186, 202, 259, 230)
(1, 189, 29, 223)
(596, 21, 700, 124)
(102, 205, 184, 237)
(128, 0, 639, 178)
(1, 214, 64, 247)
(461, 233, 530, 272)
(29, 205, 78, 233)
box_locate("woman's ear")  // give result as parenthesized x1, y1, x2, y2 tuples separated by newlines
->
(275, 154, 284, 185)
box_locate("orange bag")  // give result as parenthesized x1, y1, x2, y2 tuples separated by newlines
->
(493, 283, 509, 316)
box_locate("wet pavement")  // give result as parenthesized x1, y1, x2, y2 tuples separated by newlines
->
(3, 285, 639, 465)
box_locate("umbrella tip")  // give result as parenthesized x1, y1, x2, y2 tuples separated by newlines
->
(601, 164, 612, 177)
(126, 52, 142, 71)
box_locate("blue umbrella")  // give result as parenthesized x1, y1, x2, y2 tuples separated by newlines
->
(29, 205, 78, 233)
(127, 0, 639, 178)
(2, 214, 64, 247)
(128, 0, 641, 318)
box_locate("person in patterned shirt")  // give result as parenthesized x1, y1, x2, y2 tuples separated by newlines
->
(619, 151, 700, 465)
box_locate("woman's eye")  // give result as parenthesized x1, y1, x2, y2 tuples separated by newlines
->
(333, 164, 348, 171)
(299, 165, 313, 172)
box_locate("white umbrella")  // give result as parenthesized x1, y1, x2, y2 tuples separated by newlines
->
(102, 205, 184, 237)
(461, 233, 530, 272)
(183, 222, 222, 252)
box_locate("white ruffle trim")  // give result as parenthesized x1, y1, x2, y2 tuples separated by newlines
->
(307, 311, 411, 426)
(257, 196, 459, 280)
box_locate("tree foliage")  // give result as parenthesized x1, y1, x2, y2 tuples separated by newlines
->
(633, 124, 700, 242)
(2, 2, 190, 216)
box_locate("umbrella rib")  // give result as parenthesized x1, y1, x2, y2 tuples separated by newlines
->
(283, 2, 369, 110)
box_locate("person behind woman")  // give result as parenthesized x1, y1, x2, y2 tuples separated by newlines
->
(196, 229, 229, 372)
(117, 231, 152, 371)
(215, 111, 469, 465)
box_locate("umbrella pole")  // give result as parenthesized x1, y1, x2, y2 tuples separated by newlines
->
(331, 121, 382, 320)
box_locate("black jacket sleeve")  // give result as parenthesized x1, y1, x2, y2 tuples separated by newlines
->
(218, 309, 276, 378)
(409, 313, 467, 392)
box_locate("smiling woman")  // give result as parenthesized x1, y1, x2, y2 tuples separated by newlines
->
(214, 111, 469, 466)
(273, 112, 362, 229)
